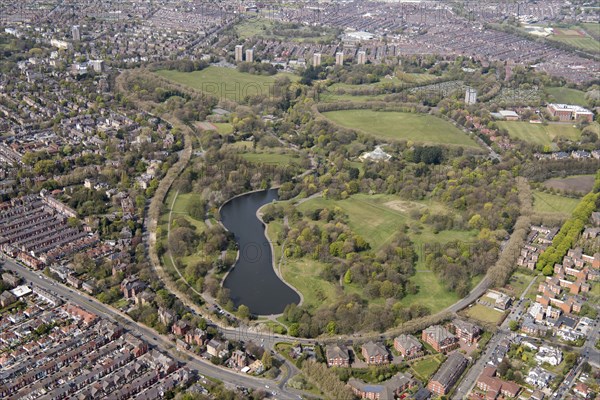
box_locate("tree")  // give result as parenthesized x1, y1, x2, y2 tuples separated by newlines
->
(237, 304, 251, 320)
(261, 350, 273, 370)
(509, 320, 519, 331)
(343, 269, 352, 284)
(497, 358, 510, 377)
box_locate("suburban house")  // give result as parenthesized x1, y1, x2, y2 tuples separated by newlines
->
(171, 320, 191, 336)
(1, 272, 20, 288)
(361, 341, 389, 365)
(0, 291, 17, 308)
(422, 325, 459, 353)
(526, 367, 554, 388)
(184, 328, 206, 347)
(427, 352, 468, 396)
(348, 372, 414, 400)
(534, 345, 562, 366)
(120, 276, 146, 299)
(206, 339, 229, 359)
(574, 382, 592, 398)
(325, 344, 351, 367)
(393, 334, 424, 360)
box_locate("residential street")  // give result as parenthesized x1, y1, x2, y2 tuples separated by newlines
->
(1, 257, 306, 400)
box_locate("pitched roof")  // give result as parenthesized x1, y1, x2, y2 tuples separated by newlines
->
(326, 344, 349, 360)
(394, 334, 422, 350)
(423, 325, 455, 343)
(430, 352, 467, 386)
(362, 341, 388, 358)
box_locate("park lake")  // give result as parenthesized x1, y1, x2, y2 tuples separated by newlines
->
(221, 189, 300, 315)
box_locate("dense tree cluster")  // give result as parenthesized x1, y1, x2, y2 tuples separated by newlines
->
(537, 176, 600, 275)
(424, 238, 499, 296)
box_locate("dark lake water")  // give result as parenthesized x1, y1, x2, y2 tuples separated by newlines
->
(221, 188, 300, 315)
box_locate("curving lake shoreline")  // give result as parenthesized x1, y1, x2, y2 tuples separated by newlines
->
(220, 188, 300, 315)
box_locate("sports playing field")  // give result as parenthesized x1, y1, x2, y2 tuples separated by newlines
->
(322, 110, 480, 148)
(497, 121, 581, 146)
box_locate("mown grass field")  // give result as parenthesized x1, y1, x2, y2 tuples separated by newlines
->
(549, 26, 600, 53)
(582, 23, 600, 40)
(269, 194, 479, 313)
(532, 190, 581, 215)
(241, 151, 301, 166)
(156, 67, 297, 102)
(497, 121, 581, 146)
(464, 304, 505, 324)
(410, 354, 444, 380)
(545, 87, 589, 106)
(322, 110, 480, 148)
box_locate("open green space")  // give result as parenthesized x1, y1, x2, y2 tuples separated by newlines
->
(497, 121, 581, 146)
(235, 18, 339, 43)
(463, 304, 505, 325)
(543, 174, 595, 194)
(328, 74, 439, 92)
(505, 270, 539, 299)
(410, 354, 444, 381)
(545, 87, 589, 106)
(212, 122, 233, 135)
(322, 110, 480, 148)
(269, 194, 480, 313)
(155, 66, 297, 102)
(532, 190, 581, 215)
(241, 151, 301, 167)
(581, 23, 600, 39)
(296, 194, 476, 252)
(548, 27, 600, 53)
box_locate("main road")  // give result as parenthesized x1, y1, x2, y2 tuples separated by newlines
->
(1, 257, 305, 400)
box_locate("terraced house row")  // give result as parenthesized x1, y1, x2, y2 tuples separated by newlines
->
(0, 193, 97, 268)
(0, 280, 190, 400)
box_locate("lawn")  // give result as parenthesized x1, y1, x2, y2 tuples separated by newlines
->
(464, 304, 505, 325)
(410, 354, 445, 381)
(155, 66, 297, 102)
(543, 174, 595, 194)
(545, 87, 589, 106)
(322, 110, 480, 148)
(212, 122, 233, 135)
(241, 151, 302, 167)
(497, 121, 581, 146)
(532, 190, 581, 215)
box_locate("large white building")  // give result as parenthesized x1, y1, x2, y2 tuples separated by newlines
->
(547, 103, 593, 122)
